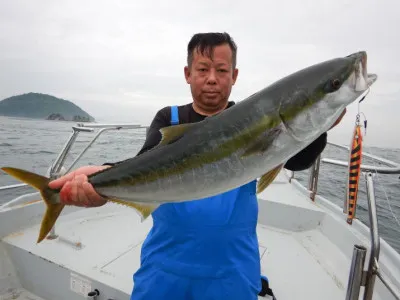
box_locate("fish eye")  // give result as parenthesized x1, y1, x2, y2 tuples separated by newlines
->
(331, 79, 341, 89)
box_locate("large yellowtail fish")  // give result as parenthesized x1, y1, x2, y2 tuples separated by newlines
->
(1, 51, 377, 243)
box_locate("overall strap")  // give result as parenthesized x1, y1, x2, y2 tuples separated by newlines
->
(170, 105, 179, 125)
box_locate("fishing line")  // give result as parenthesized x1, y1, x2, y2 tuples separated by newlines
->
(373, 165, 400, 228)
(367, 143, 400, 229)
(355, 93, 400, 229)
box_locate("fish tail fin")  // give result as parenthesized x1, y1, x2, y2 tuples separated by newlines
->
(37, 198, 64, 243)
(1, 167, 65, 243)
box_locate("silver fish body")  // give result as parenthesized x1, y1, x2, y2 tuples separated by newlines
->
(89, 51, 377, 204)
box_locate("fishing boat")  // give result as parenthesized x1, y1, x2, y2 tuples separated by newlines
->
(0, 121, 399, 300)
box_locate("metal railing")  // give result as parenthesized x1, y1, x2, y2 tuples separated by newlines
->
(0, 122, 148, 240)
(49, 123, 143, 177)
(0, 183, 27, 191)
(305, 141, 400, 300)
(0, 123, 146, 191)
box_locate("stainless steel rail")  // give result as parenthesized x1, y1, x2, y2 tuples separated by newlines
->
(327, 141, 400, 168)
(49, 124, 144, 177)
(0, 123, 147, 240)
(0, 183, 26, 191)
(0, 123, 146, 205)
(345, 245, 367, 300)
(305, 142, 400, 300)
(363, 172, 382, 300)
(308, 155, 321, 201)
(322, 158, 400, 174)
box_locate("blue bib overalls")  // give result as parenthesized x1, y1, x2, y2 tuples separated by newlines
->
(130, 106, 262, 299)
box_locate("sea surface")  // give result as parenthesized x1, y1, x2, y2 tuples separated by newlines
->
(1, 116, 400, 254)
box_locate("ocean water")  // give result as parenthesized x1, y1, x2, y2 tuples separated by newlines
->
(1, 116, 400, 254)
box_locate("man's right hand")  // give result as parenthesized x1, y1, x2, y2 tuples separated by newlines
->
(48, 165, 111, 207)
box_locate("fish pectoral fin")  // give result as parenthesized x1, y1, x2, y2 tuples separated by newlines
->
(241, 139, 271, 158)
(256, 164, 283, 194)
(159, 123, 197, 146)
(108, 198, 159, 222)
(241, 128, 281, 158)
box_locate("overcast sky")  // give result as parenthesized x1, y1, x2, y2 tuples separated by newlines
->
(1, 0, 399, 148)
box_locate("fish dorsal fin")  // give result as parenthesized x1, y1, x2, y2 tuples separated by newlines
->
(256, 164, 283, 194)
(108, 198, 159, 221)
(159, 123, 197, 146)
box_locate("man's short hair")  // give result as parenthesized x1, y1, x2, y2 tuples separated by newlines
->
(187, 32, 237, 69)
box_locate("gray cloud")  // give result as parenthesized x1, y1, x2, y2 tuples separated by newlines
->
(0, 0, 399, 148)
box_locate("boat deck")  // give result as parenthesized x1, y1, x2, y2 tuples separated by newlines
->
(0, 289, 46, 300)
(2, 218, 350, 299)
(2, 206, 348, 299)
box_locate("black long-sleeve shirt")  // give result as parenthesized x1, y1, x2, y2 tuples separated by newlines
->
(105, 101, 327, 171)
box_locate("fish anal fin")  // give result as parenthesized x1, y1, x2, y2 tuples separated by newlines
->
(257, 164, 283, 194)
(108, 199, 158, 221)
(159, 123, 196, 146)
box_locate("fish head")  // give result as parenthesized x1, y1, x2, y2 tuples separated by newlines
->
(323, 51, 377, 105)
(347, 51, 378, 90)
(277, 51, 377, 142)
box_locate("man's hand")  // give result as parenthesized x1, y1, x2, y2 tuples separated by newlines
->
(48, 165, 111, 207)
(330, 108, 347, 130)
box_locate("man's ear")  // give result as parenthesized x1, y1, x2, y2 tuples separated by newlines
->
(232, 68, 239, 85)
(184, 66, 191, 84)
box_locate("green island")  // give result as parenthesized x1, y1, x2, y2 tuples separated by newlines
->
(0, 92, 95, 122)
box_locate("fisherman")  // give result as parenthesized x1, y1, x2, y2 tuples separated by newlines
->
(48, 32, 346, 299)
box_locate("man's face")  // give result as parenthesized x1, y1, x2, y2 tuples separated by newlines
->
(184, 44, 238, 114)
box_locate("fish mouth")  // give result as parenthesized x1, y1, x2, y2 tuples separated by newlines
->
(347, 51, 378, 91)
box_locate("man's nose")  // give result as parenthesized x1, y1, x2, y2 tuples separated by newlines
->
(206, 69, 217, 84)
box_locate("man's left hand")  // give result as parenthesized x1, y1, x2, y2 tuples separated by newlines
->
(330, 108, 347, 130)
